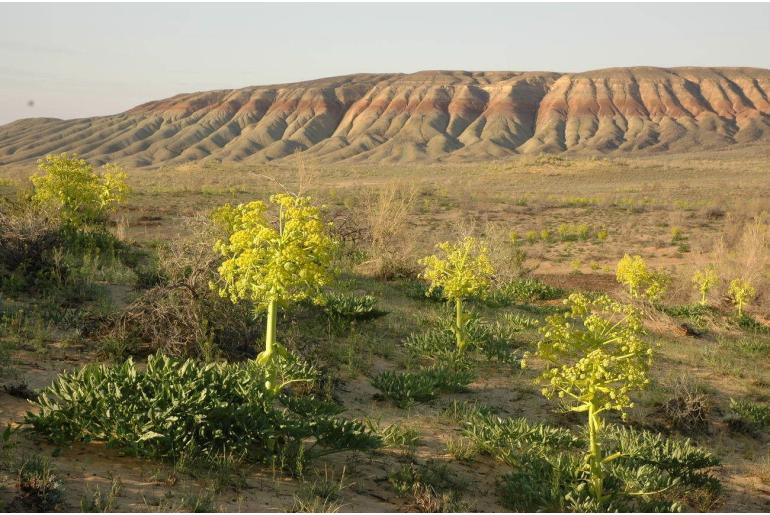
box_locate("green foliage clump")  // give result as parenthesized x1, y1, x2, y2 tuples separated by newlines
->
(459, 411, 719, 512)
(27, 353, 378, 464)
(728, 398, 770, 433)
(372, 360, 474, 408)
(728, 278, 756, 318)
(319, 291, 383, 322)
(485, 277, 564, 307)
(556, 223, 592, 242)
(212, 194, 337, 366)
(524, 293, 652, 502)
(402, 279, 445, 302)
(419, 237, 494, 351)
(12, 455, 65, 511)
(462, 412, 580, 465)
(405, 310, 527, 366)
(31, 153, 128, 229)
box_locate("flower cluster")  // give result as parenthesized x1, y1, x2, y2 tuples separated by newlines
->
(419, 236, 494, 302)
(615, 254, 669, 303)
(212, 194, 338, 310)
(527, 293, 652, 418)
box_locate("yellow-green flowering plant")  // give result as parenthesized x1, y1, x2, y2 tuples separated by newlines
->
(523, 293, 652, 503)
(212, 194, 337, 367)
(728, 278, 756, 317)
(615, 254, 669, 303)
(31, 153, 128, 229)
(692, 266, 718, 306)
(419, 237, 494, 351)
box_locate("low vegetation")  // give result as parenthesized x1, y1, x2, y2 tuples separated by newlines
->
(2, 152, 770, 511)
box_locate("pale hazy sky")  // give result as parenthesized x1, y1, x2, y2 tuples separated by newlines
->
(1, 2, 769, 125)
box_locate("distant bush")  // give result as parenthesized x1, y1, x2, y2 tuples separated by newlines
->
(31, 153, 128, 230)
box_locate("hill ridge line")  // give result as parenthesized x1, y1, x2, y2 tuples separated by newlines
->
(2, 66, 770, 166)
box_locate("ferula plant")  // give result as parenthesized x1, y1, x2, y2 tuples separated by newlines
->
(31, 153, 128, 229)
(212, 194, 337, 367)
(523, 293, 652, 503)
(615, 254, 669, 303)
(419, 237, 494, 351)
(728, 278, 756, 317)
(692, 266, 718, 306)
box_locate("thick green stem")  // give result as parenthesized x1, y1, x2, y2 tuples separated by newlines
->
(258, 299, 278, 365)
(588, 402, 604, 502)
(455, 297, 466, 351)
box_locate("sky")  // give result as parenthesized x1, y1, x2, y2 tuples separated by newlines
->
(1, 2, 770, 125)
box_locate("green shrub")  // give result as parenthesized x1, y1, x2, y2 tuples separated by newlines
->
(27, 353, 378, 464)
(736, 313, 770, 334)
(462, 413, 580, 465)
(405, 312, 526, 365)
(402, 279, 445, 302)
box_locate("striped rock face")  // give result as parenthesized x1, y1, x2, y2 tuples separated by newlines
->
(2, 67, 770, 167)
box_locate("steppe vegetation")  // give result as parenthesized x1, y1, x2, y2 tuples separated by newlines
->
(2, 149, 770, 511)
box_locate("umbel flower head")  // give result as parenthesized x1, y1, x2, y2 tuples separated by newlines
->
(526, 292, 652, 418)
(419, 236, 494, 302)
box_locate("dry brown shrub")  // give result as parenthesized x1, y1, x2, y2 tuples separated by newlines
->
(0, 200, 61, 278)
(711, 213, 770, 308)
(106, 215, 258, 357)
(662, 376, 711, 433)
(354, 182, 419, 279)
(482, 222, 534, 282)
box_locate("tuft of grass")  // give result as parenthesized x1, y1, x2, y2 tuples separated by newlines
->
(80, 477, 123, 512)
(291, 466, 351, 513)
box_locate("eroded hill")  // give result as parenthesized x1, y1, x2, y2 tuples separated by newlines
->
(2, 67, 770, 166)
